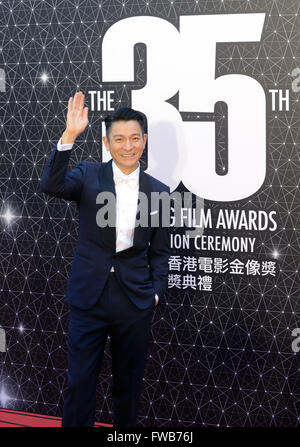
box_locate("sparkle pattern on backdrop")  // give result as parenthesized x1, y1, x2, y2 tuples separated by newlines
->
(0, 0, 300, 427)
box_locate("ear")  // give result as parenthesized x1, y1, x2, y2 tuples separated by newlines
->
(102, 135, 110, 151)
(143, 133, 148, 147)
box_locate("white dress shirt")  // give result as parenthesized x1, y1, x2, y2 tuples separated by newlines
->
(112, 160, 139, 253)
(57, 138, 159, 304)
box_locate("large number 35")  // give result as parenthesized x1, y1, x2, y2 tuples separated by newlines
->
(102, 14, 266, 202)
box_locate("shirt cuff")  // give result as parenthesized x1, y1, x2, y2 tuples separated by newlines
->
(57, 138, 73, 151)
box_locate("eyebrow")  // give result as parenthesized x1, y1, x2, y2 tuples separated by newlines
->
(112, 133, 141, 137)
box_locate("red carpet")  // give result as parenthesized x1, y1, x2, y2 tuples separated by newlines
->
(0, 409, 112, 427)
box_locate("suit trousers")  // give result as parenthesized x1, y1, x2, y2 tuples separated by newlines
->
(61, 272, 156, 427)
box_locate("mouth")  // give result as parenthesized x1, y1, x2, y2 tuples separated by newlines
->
(121, 153, 136, 158)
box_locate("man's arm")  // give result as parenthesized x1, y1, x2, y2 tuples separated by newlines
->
(39, 92, 89, 201)
(39, 145, 86, 201)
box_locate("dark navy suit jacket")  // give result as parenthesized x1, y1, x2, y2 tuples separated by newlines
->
(40, 145, 170, 310)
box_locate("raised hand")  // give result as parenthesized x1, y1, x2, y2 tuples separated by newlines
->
(61, 91, 89, 144)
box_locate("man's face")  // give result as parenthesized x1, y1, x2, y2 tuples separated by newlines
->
(102, 120, 147, 175)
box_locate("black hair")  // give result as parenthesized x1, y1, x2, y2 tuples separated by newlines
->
(104, 107, 146, 138)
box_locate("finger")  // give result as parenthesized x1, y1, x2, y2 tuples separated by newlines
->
(79, 93, 85, 111)
(68, 96, 73, 112)
(73, 91, 82, 110)
(82, 106, 88, 121)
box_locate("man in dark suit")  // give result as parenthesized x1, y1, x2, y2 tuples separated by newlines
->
(40, 92, 170, 427)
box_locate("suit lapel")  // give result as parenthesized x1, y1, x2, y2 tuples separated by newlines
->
(98, 159, 116, 251)
(133, 168, 152, 247)
(98, 158, 115, 196)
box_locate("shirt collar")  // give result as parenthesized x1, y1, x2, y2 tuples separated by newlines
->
(112, 160, 140, 178)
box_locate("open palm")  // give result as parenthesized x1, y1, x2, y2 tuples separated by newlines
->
(65, 91, 89, 138)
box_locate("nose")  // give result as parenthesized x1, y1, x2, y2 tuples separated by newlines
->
(123, 139, 132, 151)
